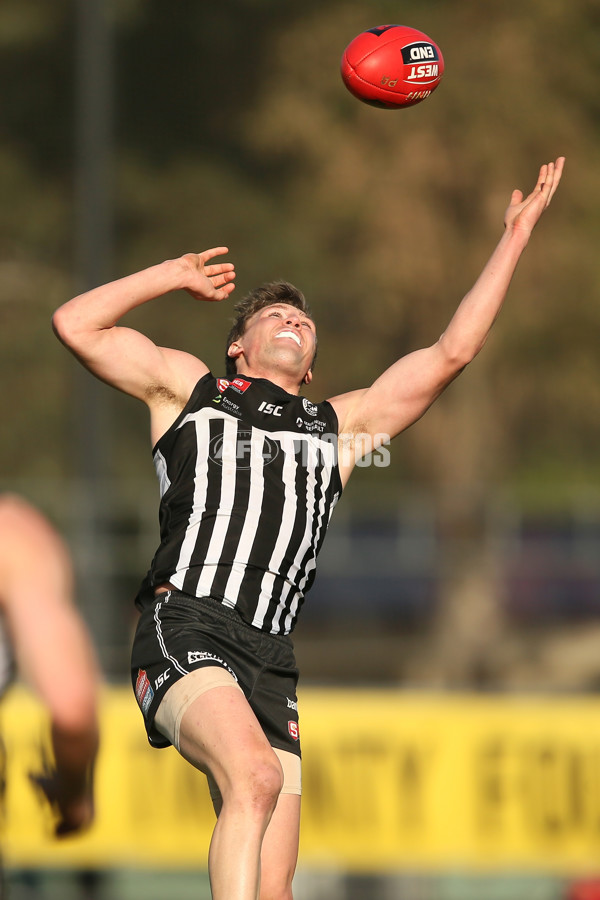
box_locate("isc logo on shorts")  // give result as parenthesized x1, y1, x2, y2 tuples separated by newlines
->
(288, 721, 299, 741)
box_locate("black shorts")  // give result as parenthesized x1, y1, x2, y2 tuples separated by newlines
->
(130, 590, 301, 756)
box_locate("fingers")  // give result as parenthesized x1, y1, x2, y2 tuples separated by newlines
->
(206, 266, 236, 296)
(184, 247, 235, 279)
(181, 247, 236, 302)
(204, 261, 235, 279)
(543, 156, 565, 207)
(509, 156, 564, 223)
(198, 250, 236, 293)
(536, 157, 565, 208)
(200, 246, 229, 261)
(535, 163, 549, 192)
(214, 281, 236, 301)
(505, 157, 564, 232)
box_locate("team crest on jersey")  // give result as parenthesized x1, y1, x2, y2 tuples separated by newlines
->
(302, 398, 318, 417)
(135, 669, 154, 717)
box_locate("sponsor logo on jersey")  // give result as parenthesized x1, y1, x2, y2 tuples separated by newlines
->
(288, 721, 300, 741)
(302, 398, 318, 417)
(221, 397, 241, 416)
(230, 377, 252, 394)
(258, 400, 283, 416)
(295, 416, 327, 433)
(287, 697, 298, 711)
(216, 378, 230, 393)
(135, 669, 154, 716)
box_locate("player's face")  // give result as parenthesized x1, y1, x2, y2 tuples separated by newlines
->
(229, 304, 317, 382)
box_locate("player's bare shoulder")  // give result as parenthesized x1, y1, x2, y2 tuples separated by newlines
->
(327, 387, 369, 436)
(145, 347, 208, 407)
(146, 347, 209, 445)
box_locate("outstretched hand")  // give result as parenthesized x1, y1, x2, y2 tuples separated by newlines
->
(504, 157, 565, 237)
(179, 247, 236, 302)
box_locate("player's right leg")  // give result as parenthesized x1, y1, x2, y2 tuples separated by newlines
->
(159, 672, 284, 900)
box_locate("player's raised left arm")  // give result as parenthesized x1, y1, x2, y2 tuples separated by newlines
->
(435, 156, 564, 373)
(331, 157, 565, 454)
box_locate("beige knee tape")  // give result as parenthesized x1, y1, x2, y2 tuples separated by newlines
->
(154, 666, 243, 752)
(207, 748, 302, 802)
(154, 668, 303, 799)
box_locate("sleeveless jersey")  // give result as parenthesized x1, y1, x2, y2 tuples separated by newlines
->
(137, 373, 342, 635)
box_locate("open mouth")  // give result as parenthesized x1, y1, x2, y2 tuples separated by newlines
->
(276, 330, 301, 347)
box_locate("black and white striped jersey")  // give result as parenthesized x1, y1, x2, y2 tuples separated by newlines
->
(137, 373, 342, 635)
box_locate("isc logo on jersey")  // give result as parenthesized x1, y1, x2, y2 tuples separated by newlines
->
(258, 401, 283, 416)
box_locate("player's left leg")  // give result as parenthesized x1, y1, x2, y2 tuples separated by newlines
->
(209, 749, 301, 900)
(258, 790, 301, 900)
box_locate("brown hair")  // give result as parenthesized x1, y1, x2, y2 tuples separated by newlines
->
(225, 281, 316, 377)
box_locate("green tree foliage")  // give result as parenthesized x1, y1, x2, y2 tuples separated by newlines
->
(1, 0, 598, 496)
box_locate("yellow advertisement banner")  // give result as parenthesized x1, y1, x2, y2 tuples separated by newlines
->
(2, 686, 600, 872)
(299, 690, 600, 871)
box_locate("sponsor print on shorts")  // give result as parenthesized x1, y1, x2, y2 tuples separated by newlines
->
(135, 668, 154, 717)
(288, 720, 299, 741)
(187, 650, 238, 681)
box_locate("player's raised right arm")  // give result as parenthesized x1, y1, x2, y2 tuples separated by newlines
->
(52, 248, 236, 404)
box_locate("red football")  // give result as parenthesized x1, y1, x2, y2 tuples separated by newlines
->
(341, 24, 444, 109)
